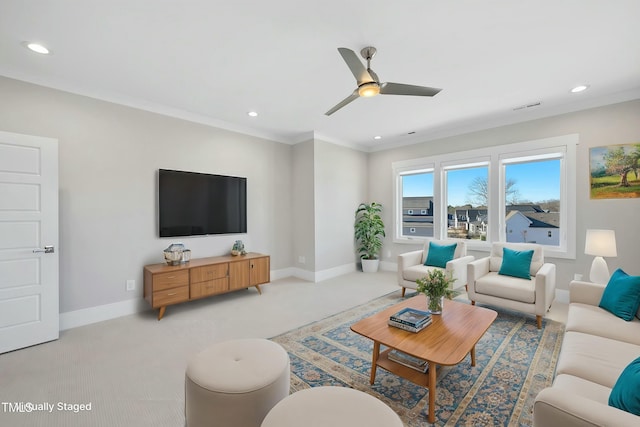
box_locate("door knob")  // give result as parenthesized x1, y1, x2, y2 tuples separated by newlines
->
(33, 245, 55, 254)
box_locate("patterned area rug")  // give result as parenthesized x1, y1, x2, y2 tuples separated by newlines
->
(271, 292, 564, 426)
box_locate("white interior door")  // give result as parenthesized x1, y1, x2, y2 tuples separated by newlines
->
(0, 131, 59, 354)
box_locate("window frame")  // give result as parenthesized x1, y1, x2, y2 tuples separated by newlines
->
(391, 134, 577, 259)
(394, 165, 435, 241)
(442, 160, 490, 241)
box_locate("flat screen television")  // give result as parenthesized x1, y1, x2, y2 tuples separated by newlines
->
(158, 169, 247, 237)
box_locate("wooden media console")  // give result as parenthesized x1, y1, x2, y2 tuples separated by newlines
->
(143, 253, 270, 320)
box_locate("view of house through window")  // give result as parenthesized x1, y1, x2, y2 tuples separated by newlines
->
(504, 158, 561, 246)
(445, 165, 489, 240)
(401, 172, 434, 237)
(392, 134, 575, 257)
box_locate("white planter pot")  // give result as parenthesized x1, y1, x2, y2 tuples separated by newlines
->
(361, 258, 380, 273)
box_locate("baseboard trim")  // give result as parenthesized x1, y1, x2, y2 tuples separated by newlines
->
(59, 264, 371, 330)
(380, 261, 398, 272)
(271, 267, 295, 281)
(285, 264, 358, 283)
(289, 267, 316, 282)
(314, 263, 357, 282)
(60, 298, 148, 331)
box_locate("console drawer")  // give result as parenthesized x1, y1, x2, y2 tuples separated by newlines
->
(152, 270, 189, 292)
(152, 285, 189, 307)
(191, 263, 228, 283)
(191, 278, 229, 299)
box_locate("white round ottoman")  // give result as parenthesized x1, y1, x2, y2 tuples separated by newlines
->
(185, 338, 290, 427)
(260, 386, 403, 427)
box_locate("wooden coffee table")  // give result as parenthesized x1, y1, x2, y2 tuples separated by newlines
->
(351, 294, 497, 423)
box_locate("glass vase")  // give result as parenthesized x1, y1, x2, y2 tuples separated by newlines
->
(427, 295, 444, 314)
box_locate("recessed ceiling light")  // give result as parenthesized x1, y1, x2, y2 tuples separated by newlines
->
(24, 42, 50, 55)
(373, 136, 382, 140)
(247, 111, 258, 117)
(570, 85, 589, 93)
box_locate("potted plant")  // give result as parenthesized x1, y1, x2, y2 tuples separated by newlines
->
(416, 269, 458, 313)
(354, 202, 385, 273)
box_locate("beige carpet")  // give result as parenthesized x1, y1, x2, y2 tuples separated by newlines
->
(0, 272, 398, 427)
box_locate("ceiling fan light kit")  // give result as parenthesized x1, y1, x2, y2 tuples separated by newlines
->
(358, 82, 380, 97)
(325, 46, 442, 115)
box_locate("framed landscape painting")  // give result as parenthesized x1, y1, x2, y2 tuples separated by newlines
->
(590, 143, 640, 199)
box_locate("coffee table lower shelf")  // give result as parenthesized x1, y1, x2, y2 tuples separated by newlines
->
(376, 348, 431, 388)
(352, 297, 497, 424)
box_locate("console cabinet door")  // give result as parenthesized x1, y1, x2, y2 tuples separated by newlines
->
(229, 260, 250, 290)
(250, 257, 270, 285)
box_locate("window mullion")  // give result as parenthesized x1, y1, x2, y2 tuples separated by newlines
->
(433, 164, 443, 239)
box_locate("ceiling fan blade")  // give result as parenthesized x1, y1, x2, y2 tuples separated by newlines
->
(380, 82, 442, 97)
(338, 48, 374, 85)
(325, 91, 359, 116)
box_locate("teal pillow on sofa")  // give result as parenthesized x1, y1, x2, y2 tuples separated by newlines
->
(498, 247, 533, 280)
(609, 356, 640, 415)
(424, 242, 457, 268)
(599, 268, 640, 321)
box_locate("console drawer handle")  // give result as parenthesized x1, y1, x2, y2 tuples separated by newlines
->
(167, 293, 177, 296)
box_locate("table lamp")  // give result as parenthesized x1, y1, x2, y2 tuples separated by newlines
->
(584, 229, 617, 284)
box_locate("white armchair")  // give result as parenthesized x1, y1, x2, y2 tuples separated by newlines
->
(397, 239, 474, 297)
(467, 242, 556, 329)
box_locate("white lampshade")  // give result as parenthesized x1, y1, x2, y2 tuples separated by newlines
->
(585, 229, 617, 284)
(585, 229, 617, 257)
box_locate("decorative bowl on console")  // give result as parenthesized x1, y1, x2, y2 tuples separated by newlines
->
(164, 243, 185, 265)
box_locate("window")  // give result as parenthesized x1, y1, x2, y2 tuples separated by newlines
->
(444, 164, 489, 240)
(399, 171, 434, 238)
(392, 135, 577, 258)
(503, 157, 561, 247)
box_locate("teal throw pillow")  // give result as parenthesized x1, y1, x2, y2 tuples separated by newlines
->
(424, 242, 457, 268)
(599, 268, 640, 321)
(609, 356, 640, 415)
(498, 247, 533, 280)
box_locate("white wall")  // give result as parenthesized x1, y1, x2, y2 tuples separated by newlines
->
(292, 140, 316, 271)
(2, 74, 638, 320)
(314, 139, 368, 272)
(0, 76, 293, 313)
(369, 99, 640, 290)
(291, 138, 368, 278)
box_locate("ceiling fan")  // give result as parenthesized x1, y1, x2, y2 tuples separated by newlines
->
(325, 46, 442, 116)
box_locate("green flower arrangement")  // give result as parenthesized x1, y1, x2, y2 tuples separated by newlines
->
(416, 269, 458, 313)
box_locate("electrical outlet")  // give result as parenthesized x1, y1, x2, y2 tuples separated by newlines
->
(126, 279, 135, 291)
(298, 256, 305, 264)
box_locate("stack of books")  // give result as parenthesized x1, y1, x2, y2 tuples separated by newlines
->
(388, 349, 429, 373)
(387, 307, 432, 332)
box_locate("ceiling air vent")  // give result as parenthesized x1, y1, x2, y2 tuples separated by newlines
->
(513, 101, 541, 111)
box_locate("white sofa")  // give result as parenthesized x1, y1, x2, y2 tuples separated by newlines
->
(533, 280, 640, 426)
(397, 239, 473, 297)
(467, 242, 556, 329)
